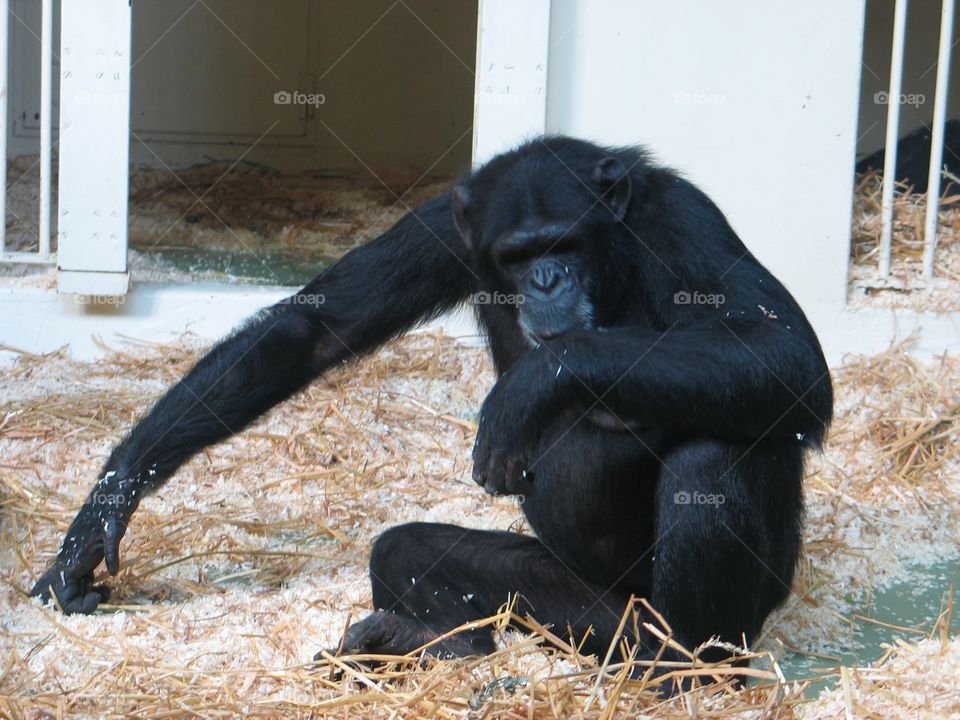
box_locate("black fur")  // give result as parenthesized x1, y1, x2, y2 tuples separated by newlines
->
(856, 119, 960, 195)
(31, 137, 832, 686)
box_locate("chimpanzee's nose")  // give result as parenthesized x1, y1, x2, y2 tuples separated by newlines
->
(530, 264, 561, 293)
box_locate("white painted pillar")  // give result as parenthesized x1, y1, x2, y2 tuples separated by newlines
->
(57, 0, 132, 295)
(472, 0, 551, 166)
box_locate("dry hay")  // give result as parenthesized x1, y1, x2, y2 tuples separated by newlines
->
(804, 635, 960, 720)
(849, 170, 960, 311)
(1, 158, 50, 257)
(127, 162, 453, 277)
(0, 331, 958, 718)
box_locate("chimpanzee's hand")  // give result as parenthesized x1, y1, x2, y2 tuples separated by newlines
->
(30, 476, 135, 613)
(472, 351, 560, 497)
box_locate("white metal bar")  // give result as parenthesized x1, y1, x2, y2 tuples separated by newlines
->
(0, 0, 8, 254)
(922, 0, 955, 279)
(39, 0, 53, 258)
(879, 0, 909, 278)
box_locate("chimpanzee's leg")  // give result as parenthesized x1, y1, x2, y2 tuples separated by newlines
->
(331, 522, 636, 659)
(651, 438, 804, 664)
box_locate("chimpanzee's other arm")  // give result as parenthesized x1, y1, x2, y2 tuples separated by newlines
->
(554, 319, 832, 443)
(31, 194, 476, 613)
(472, 318, 832, 494)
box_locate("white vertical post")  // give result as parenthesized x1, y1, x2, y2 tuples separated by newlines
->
(0, 0, 8, 253)
(57, 0, 131, 295)
(472, 0, 551, 166)
(878, 0, 909, 279)
(39, 0, 53, 257)
(922, 0, 955, 279)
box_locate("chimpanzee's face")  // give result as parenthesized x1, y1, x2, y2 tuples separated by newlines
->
(451, 153, 630, 345)
(491, 233, 591, 344)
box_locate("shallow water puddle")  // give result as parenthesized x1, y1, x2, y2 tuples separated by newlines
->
(775, 555, 960, 696)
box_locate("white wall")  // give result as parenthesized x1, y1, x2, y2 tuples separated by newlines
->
(545, 0, 866, 336)
(9, 0, 479, 176)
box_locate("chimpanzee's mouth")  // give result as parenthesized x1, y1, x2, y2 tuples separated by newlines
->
(520, 326, 565, 347)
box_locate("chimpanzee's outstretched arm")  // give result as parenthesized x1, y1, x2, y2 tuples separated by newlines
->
(472, 318, 832, 494)
(31, 193, 476, 613)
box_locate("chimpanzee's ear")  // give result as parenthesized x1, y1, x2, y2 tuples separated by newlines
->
(451, 185, 473, 250)
(591, 156, 632, 221)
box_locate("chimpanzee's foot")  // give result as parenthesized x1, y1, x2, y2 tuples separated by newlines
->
(316, 610, 495, 661)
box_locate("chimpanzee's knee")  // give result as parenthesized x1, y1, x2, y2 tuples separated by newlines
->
(369, 522, 446, 610)
(371, 522, 428, 572)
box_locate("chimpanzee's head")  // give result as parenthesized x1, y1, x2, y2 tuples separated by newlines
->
(451, 140, 632, 344)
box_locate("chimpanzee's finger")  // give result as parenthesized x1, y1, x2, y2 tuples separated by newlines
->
(63, 590, 103, 615)
(504, 461, 533, 496)
(30, 564, 73, 604)
(103, 515, 123, 576)
(472, 464, 487, 489)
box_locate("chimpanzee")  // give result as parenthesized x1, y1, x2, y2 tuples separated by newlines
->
(856, 119, 960, 195)
(31, 137, 832, 680)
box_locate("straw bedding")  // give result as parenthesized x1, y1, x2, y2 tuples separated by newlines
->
(0, 330, 957, 718)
